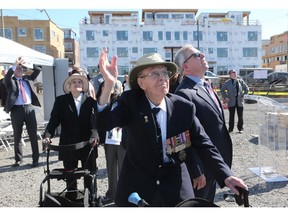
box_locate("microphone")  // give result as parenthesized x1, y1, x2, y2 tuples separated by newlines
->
(128, 192, 150, 207)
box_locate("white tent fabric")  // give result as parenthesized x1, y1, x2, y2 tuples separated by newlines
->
(0, 37, 54, 66)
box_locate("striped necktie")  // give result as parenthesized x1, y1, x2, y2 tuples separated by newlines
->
(19, 79, 27, 103)
(204, 81, 221, 111)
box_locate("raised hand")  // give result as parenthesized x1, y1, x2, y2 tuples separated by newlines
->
(98, 48, 119, 105)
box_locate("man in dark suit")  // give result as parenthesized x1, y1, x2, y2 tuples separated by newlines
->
(4, 57, 41, 167)
(96, 48, 247, 207)
(174, 44, 233, 202)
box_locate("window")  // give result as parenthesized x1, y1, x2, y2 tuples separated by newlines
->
(193, 31, 203, 41)
(243, 48, 258, 57)
(185, 14, 194, 19)
(34, 28, 44, 41)
(217, 48, 228, 58)
(217, 66, 228, 75)
(216, 32, 228, 41)
(86, 30, 95, 41)
(103, 30, 109, 36)
(118, 66, 129, 75)
(156, 14, 169, 19)
(105, 15, 110, 24)
(158, 31, 163, 40)
(51, 31, 56, 38)
(116, 31, 128, 41)
(132, 47, 138, 53)
(0, 28, 12, 39)
(172, 14, 184, 19)
(183, 31, 188, 40)
(166, 31, 171, 41)
(18, 28, 26, 37)
(86, 47, 99, 58)
(117, 47, 128, 57)
(143, 48, 157, 55)
(248, 31, 258, 41)
(87, 66, 98, 73)
(208, 48, 214, 54)
(174, 31, 180, 41)
(143, 31, 153, 41)
(64, 42, 73, 50)
(33, 45, 46, 54)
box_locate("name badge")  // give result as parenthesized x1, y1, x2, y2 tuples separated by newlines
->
(165, 130, 191, 155)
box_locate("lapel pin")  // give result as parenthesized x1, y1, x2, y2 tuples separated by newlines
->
(144, 116, 149, 123)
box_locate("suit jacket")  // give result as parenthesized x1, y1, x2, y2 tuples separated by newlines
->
(175, 76, 233, 167)
(4, 66, 41, 113)
(44, 93, 97, 161)
(220, 78, 249, 107)
(96, 89, 233, 206)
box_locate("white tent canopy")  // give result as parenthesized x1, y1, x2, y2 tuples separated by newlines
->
(0, 36, 54, 66)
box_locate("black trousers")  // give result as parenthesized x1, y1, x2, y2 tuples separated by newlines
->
(63, 148, 97, 194)
(228, 103, 244, 131)
(10, 105, 39, 163)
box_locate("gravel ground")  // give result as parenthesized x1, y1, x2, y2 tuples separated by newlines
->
(0, 99, 288, 208)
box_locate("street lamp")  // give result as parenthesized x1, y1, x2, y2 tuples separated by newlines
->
(196, 20, 199, 50)
(0, 9, 4, 37)
(37, 9, 51, 21)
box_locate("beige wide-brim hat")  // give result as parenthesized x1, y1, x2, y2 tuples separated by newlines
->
(129, 53, 178, 90)
(63, 73, 89, 94)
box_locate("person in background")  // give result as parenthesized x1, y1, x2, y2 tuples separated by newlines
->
(93, 66, 104, 95)
(0, 69, 7, 107)
(220, 69, 249, 133)
(4, 57, 41, 168)
(96, 48, 247, 207)
(43, 72, 99, 200)
(122, 74, 130, 91)
(174, 44, 233, 202)
(169, 71, 182, 93)
(96, 80, 126, 203)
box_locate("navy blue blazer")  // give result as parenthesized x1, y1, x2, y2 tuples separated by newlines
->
(175, 76, 233, 168)
(96, 89, 233, 206)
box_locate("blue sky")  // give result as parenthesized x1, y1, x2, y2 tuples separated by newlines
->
(2, 1, 288, 40)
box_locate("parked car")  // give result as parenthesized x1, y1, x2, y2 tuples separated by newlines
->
(204, 71, 219, 89)
(244, 71, 288, 85)
(265, 72, 288, 85)
(204, 71, 218, 78)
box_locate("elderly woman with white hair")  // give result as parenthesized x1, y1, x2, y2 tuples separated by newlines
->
(43, 71, 99, 200)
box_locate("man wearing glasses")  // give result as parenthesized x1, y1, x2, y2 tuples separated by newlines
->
(4, 57, 41, 168)
(220, 69, 249, 133)
(96, 48, 247, 206)
(174, 44, 233, 202)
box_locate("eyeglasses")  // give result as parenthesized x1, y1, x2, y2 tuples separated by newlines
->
(183, 52, 202, 64)
(139, 70, 172, 79)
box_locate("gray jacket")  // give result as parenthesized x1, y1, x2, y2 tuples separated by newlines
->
(220, 78, 249, 107)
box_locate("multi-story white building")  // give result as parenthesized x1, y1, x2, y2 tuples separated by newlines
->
(79, 9, 262, 76)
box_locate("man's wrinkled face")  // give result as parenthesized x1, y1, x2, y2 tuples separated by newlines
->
(137, 65, 170, 98)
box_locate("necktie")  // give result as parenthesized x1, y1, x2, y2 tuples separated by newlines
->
(204, 81, 221, 111)
(151, 107, 163, 164)
(19, 79, 27, 103)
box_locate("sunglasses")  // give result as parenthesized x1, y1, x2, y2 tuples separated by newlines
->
(183, 52, 202, 64)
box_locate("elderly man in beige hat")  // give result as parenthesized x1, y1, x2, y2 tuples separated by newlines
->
(96, 48, 247, 207)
